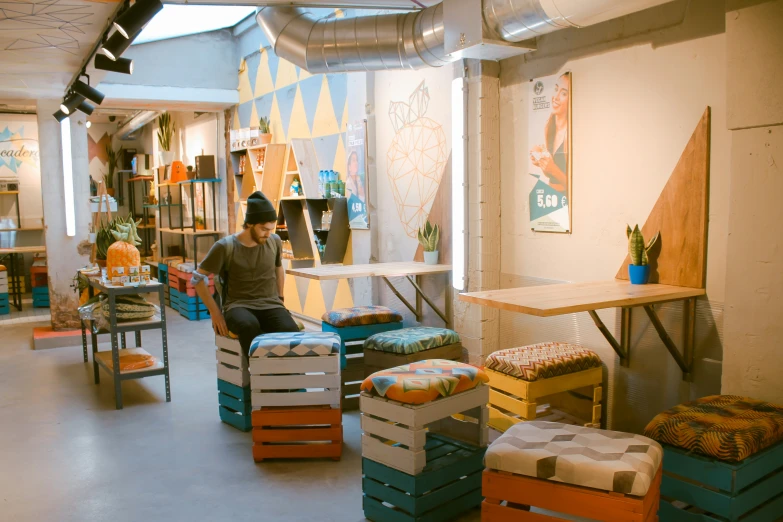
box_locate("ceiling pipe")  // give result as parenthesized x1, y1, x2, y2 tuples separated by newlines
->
(117, 110, 159, 140)
(257, 0, 675, 71)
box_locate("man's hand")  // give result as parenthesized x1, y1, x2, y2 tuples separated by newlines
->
(211, 308, 229, 337)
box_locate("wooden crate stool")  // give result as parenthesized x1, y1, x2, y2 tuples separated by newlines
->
(215, 333, 249, 388)
(364, 327, 463, 377)
(482, 421, 663, 521)
(249, 331, 342, 462)
(360, 359, 490, 521)
(322, 305, 403, 410)
(485, 342, 603, 432)
(643, 395, 783, 522)
(0, 266, 8, 315)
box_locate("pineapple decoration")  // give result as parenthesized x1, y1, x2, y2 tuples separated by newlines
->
(106, 219, 142, 276)
(386, 81, 447, 238)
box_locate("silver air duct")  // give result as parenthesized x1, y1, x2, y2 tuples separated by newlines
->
(257, 0, 675, 71)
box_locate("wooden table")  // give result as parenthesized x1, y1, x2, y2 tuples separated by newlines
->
(460, 280, 706, 380)
(0, 245, 46, 311)
(287, 262, 453, 326)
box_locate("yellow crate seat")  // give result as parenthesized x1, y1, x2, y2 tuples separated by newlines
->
(322, 305, 402, 327)
(485, 342, 601, 381)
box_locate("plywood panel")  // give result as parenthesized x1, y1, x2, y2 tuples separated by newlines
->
(616, 107, 710, 288)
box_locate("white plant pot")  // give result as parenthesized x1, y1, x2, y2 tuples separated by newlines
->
(423, 251, 439, 265)
(88, 232, 97, 243)
(159, 150, 175, 166)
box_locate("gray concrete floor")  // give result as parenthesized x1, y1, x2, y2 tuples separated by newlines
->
(0, 312, 483, 522)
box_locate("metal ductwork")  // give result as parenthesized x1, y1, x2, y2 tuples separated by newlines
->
(256, 0, 675, 71)
(117, 110, 159, 140)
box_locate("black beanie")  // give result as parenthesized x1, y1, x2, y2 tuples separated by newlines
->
(245, 191, 277, 224)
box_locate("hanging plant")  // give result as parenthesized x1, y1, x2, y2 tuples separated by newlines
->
(157, 112, 175, 152)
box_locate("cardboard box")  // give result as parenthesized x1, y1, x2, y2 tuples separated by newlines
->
(111, 267, 125, 277)
(141, 265, 150, 274)
(129, 266, 139, 275)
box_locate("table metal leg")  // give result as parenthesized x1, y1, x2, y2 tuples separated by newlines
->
(6, 253, 22, 311)
(121, 333, 127, 349)
(92, 328, 100, 384)
(159, 285, 171, 402)
(135, 330, 141, 347)
(81, 320, 88, 363)
(109, 293, 123, 410)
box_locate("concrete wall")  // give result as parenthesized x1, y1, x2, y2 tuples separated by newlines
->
(722, 0, 783, 403)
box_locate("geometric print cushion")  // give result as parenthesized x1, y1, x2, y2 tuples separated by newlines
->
(321, 305, 403, 327)
(364, 327, 460, 355)
(643, 395, 783, 462)
(485, 421, 662, 497)
(360, 359, 488, 405)
(485, 342, 602, 381)
(248, 332, 340, 358)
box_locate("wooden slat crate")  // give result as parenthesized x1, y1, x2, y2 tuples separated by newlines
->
(251, 406, 342, 462)
(218, 379, 251, 432)
(322, 321, 403, 369)
(216, 335, 249, 388)
(249, 353, 340, 409)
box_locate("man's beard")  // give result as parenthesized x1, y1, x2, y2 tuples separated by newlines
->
(249, 227, 267, 244)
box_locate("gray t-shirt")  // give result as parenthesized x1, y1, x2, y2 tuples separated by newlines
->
(199, 234, 284, 311)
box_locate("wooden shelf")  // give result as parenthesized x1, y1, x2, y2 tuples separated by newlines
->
(128, 176, 154, 182)
(458, 280, 705, 318)
(0, 190, 19, 194)
(159, 227, 220, 236)
(288, 262, 453, 281)
(95, 348, 165, 375)
(0, 227, 43, 231)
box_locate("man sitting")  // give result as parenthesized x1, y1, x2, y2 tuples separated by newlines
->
(192, 191, 299, 356)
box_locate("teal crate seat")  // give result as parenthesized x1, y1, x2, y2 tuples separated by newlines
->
(321, 306, 403, 369)
(32, 286, 49, 296)
(362, 434, 485, 522)
(218, 379, 251, 432)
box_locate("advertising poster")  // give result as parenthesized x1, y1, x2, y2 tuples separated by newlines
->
(345, 120, 369, 229)
(528, 71, 572, 233)
(0, 116, 41, 229)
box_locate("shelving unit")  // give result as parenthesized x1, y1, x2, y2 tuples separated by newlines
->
(157, 179, 221, 267)
(127, 175, 155, 256)
(0, 190, 21, 227)
(230, 143, 286, 232)
(115, 169, 133, 206)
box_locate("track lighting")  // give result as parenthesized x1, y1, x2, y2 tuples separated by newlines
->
(53, 110, 68, 122)
(95, 54, 134, 75)
(86, 121, 92, 129)
(76, 100, 95, 116)
(72, 79, 104, 106)
(60, 93, 85, 115)
(113, 0, 163, 39)
(101, 29, 139, 61)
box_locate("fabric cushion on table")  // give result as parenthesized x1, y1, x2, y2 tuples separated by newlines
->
(321, 305, 403, 327)
(0, 264, 5, 272)
(101, 295, 156, 321)
(485, 342, 602, 382)
(643, 395, 783, 462)
(364, 326, 460, 355)
(485, 421, 662, 497)
(360, 359, 488, 405)
(248, 331, 340, 358)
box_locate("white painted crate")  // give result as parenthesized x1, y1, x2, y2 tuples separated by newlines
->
(360, 385, 489, 476)
(249, 353, 341, 410)
(215, 335, 249, 388)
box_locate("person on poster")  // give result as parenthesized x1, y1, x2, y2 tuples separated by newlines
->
(346, 150, 368, 228)
(530, 73, 570, 194)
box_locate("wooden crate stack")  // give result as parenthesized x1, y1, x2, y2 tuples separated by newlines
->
(215, 335, 251, 432)
(0, 265, 8, 315)
(30, 259, 49, 308)
(167, 265, 212, 321)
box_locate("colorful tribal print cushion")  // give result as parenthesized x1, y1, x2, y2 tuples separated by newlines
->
(485, 342, 602, 381)
(364, 327, 460, 355)
(485, 421, 662, 496)
(322, 306, 403, 327)
(249, 332, 340, 358)
(361, 359, 488, 405)
(643, 395, 783, 462)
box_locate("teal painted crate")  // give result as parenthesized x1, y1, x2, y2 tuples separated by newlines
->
(218, 379, 251, 432)
(322, 321, 403, 369)
(660, 443, 783, 522)
(180, 308, 210, 321)
(0, 304, 9, 315)
(362, 434, 485, 522)
(32, 286, 49, 296)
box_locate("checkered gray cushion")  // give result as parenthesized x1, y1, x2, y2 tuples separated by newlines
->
(484, 421, 662, 496)
(248, 332, 340, 358)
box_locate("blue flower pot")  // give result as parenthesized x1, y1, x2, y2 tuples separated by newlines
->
(628, 264, 650, 284)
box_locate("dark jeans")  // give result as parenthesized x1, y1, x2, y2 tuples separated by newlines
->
(224, 306, 300, 357)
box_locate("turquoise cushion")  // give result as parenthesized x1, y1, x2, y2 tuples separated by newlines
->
(364, 327, 460, 355)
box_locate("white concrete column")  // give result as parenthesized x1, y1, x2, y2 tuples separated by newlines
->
(36, 99, 92, 330)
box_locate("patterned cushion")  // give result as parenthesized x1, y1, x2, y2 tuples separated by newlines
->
(249, 332, 340, 358)
(0, 264, 5, 272)
(485, 342, 601, 381)
(364, 327, 460, 355)
(322, 306, 403, 327)
(485, 421, 662, 496)
(643, 395, 783, 462)
(361, 359, 488, 405)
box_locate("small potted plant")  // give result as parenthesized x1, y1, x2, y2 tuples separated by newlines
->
(194, 215, 206, 230)
(157, 112, 175, 165)
(104, 143, 122, 197)
(259, 116, 272, 145)
(418, 220, 440, 265)
(626, 224, 659, 284)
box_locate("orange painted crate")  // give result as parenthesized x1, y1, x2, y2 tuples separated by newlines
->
(482, 466, 661, 522)
(29, 266, 48, 288)
(251, 406, 342, 462)
(169, 271, 213, 296)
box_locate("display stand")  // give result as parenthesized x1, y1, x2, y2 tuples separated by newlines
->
(127, 175, 155, 256)
(231, 143, 286, 232)
(81, 278, 170, 410)
(157, 179, 221, 267)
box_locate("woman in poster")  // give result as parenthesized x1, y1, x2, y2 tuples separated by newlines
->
(530, 72, 570, 193)
(346, 150, 368, 228)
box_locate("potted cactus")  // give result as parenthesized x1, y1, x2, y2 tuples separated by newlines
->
(418, 220, 440, 265)
(626, 224, 659, 284)
(157, 112, 175, 165)
(258, 116, 272, 145)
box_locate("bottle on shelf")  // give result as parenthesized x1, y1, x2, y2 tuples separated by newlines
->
(318, 170, 326, 198)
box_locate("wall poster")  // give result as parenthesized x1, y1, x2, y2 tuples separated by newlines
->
(346, 120, 369, 229)
(528, 71, 572, 233)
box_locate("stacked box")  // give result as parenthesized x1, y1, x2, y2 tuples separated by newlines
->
(216, 335, 251, 431)
(32, 286, 50, 308)
(249, 332, 343, 462)
(0, 266, 8, 315)
(168, 266, 213, 320)
(158, 263, 170, 307)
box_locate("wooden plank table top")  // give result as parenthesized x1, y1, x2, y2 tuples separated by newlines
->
(287, 261, 452, 281)
(459, 280, 705, 317)
(0, 245, 46, 254)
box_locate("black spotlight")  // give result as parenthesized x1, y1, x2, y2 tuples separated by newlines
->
(113, 0, 163, 39)
(76, 100, 95, 116)
(72, 79, 104, 106)
(95, 54, 134, 75)
(53, 110, 69, 122)
(60, 93, 85, 115)
(101, 29, 139, 61)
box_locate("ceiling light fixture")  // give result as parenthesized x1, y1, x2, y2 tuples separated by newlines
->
(94, 54, 134, 75)
(53, 110, 69, 122)
(113, 0, 163, 39)
(60, 93, 85, 115)
(76, 100, 95, 116)
(72, 78, 105, 106)
(101, 28, 139, 61)
(86, 121, 92, 128)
